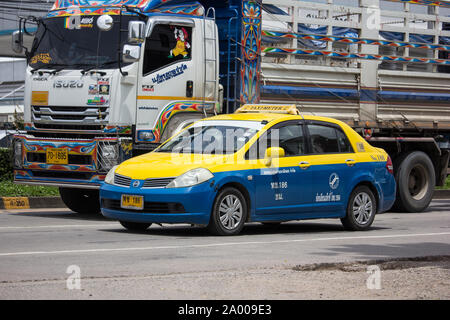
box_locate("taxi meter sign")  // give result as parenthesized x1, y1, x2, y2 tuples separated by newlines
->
(235, 104, 300, 115)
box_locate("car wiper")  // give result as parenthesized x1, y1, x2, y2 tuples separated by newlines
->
(31, 63, 68, 75)
(81, 61, 118, 76)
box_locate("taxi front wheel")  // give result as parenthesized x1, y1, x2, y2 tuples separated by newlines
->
(119, 221, 152, 232)
(208, 187, 248, 236)
(341, 186, 377, 231)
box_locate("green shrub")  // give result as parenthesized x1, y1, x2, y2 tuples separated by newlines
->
(0, 148, 13, 181)
(437, 175, 450, 190)
(0, 180, 59, 197)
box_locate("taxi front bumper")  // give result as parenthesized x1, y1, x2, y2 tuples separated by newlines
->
(100, 181, 217, 225)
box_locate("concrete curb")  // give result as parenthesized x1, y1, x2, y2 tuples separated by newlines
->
(434, 189, 450, 200)
(0, 196, 65, 210)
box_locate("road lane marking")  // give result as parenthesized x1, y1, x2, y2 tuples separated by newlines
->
(0, 232, 449, 257)
(0, 224, 117, 230)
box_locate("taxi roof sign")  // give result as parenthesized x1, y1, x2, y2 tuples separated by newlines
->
(235, 104, 300, 115)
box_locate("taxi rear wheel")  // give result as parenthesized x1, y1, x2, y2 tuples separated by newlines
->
(341, 186, 377, 231)
(119, 221, 152, 231)
(208, 187, 248, 236)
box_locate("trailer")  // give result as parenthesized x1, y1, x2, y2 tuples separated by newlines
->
(11, 0, 450, 213)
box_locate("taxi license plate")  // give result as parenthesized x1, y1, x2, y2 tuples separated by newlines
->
(121, 195, 144, 210)
(46, 148, 68, 165)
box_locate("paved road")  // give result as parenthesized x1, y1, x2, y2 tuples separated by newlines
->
(0, 200, 449, 299)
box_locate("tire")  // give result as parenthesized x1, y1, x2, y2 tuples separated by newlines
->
(59, 188, 100, 214)
(208, 187, 248, 236)
(393, 151, 435, 213)
(341, 186, 377, 231)
(119, 221, 152, 231)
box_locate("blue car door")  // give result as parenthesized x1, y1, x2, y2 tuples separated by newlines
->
(249, 121, 311, 217)
(300, 121, 357, 215)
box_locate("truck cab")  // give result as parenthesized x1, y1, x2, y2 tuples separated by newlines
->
(10, 0, 243, 213)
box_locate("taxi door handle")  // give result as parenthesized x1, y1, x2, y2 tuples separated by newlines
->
(346, 159, 356, 167)
(299, 161, 311, 170)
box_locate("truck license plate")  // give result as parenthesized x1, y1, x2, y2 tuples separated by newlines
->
(46, 148, 68, 165)
(121, 195, 144, 210)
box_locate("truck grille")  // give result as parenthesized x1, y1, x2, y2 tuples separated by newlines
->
(32, 105, 109, 124)
(27, 152, 92, 165)
(143, 178, 174, 188)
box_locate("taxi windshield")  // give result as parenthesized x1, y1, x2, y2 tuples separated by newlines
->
(157, 120, 263, 155)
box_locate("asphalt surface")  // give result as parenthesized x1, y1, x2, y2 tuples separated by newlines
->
(0, 200, 449, 299)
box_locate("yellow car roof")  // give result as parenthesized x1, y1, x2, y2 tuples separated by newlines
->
(201, 112, 347, 127)
(204, 113, 291, 122)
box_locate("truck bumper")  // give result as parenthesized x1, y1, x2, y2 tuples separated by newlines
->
(12, 135, 132, 188)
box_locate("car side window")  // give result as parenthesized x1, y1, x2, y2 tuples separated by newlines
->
(336, 129, 353, 153)
(278, 124, 306, 157)
(247, 122, 306, 159)
(307, 124, 353, 154)
(143, 24, 192, 75)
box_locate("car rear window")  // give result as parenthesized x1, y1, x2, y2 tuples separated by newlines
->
(307, 124, 353, 154)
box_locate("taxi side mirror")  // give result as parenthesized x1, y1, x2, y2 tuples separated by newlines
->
(264, 147, 285, 166)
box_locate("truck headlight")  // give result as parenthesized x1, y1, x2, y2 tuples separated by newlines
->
(104, 165, 118, 185)
(166, 168, 214, 188)
(99, 143, 119, 172)
(13, 140, 23, 169)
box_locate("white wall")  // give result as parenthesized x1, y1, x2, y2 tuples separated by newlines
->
(0, 58, 26, 82)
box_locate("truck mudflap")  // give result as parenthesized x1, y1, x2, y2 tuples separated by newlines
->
(12, 135, 132, 189)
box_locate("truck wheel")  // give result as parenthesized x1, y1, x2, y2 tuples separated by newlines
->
(120, 221, 152, 231)
(59, 188, 100, 214)
(341, 186, 377, 231)
(208, 187, 248, 236)
(394, 151, 435, 213)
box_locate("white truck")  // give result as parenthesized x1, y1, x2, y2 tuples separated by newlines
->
(11, 0, 450, 214)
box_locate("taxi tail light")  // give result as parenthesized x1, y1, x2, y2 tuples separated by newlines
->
(386, 156, 394, 175)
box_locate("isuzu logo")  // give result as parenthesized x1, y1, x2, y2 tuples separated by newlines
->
(53, 80, 84, 88)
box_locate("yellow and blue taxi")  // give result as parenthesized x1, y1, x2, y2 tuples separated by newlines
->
(100, 105, 396, 236)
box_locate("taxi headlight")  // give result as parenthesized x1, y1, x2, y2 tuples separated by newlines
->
(104, 165, 119, 185)
(166, 168, 214, 188)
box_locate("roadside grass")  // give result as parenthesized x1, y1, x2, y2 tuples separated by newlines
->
(0, 180, 59, 197)
(437, 175, 450, 190)
(0, 147, 59, 197)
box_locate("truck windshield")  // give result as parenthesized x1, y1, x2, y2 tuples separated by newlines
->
(156, 121, 263, 155)
(29, 15, 135, 70)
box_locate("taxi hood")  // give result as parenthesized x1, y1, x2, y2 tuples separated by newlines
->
(115, 152, 234, 180)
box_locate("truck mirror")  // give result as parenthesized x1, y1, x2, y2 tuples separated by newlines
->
(97, 14, 114, 31)
(12, 30, 23, 54)
(123, 44, 141, 63)
(128, 21, 146, 44)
